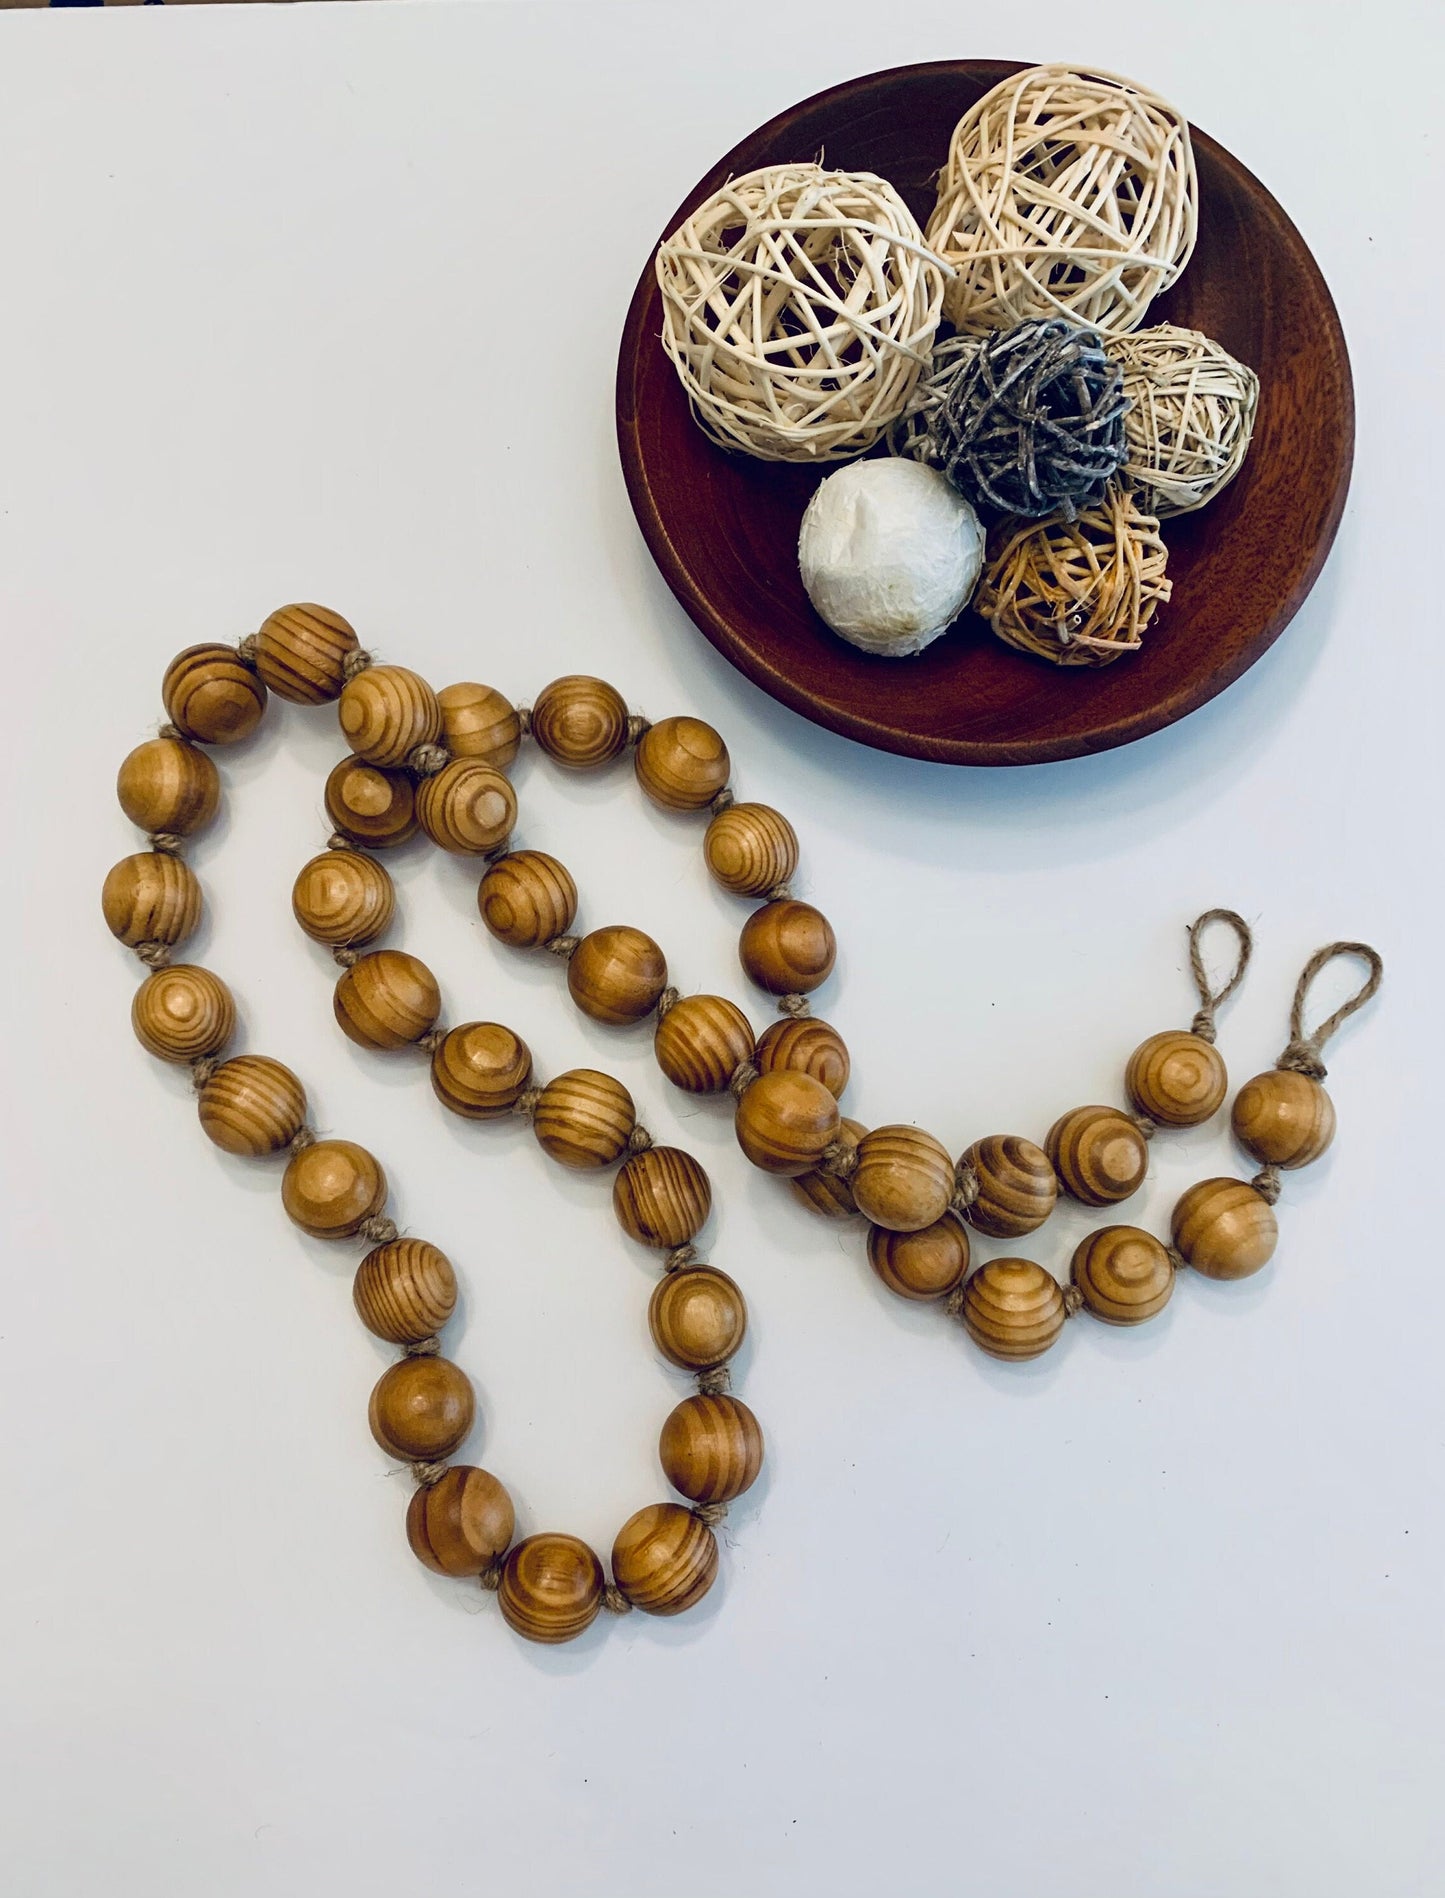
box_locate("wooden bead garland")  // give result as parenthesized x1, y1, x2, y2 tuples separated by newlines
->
(354, 1237, 457, 1344)
(117, 736, 220, 836)
(654, 993, 755, 1094)
(704, 802, 798, 897)
(415, 759, 516, 856)
(197, 1055, 306, 1156)
(566, 925, 668, 1025)
(478, 850, 577, 949)
(132, 964, 235, 1064)
(324, 757, 417, 849)
(407, 1465, 514, 1578)
(163, 643, 267, 744)
(634, 716, 730, 811)
(338, 665, 441, 768)
(292, 849, 395, 946)
(430, 1021, 533, 1120)
(283, 1138, 388, 1238)
(250, 603, 358, 704)
(333, 950, 441, 1050)
(611, 1503, 718, 1615)
(755, 1017, 850, 1100)
(102, 850, 202, 950)
(436, 681, 521, 769)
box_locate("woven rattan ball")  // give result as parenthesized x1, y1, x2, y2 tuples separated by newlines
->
(887, 335, 982, 462)
(925, 65, 1197, 336)
(1108, 324, 1260, 515)
(656, 163, 946, 463)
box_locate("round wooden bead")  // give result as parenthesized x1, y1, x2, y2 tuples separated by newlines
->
(430, 1021, 532, 1120)
(1232, 1068, 1337, 1169)
(101, 851, 202, 948)
(533, 1069, 636, 1169)
(116, 737, 220, 837)
(1126, 1030, 1227, 1127)
(1071, 1226, 1175, 1325)
(530, 675, 628, 769)
(868, 1214, 970, 1301)
(852, 1125, 954, 1233)
(415, 760, 517, 856)
(368, 1355, 474, 1462)
(734, 1069, 839, 1175)
(613, 1147, 711, 1248)
(648, 1266, 747, 1371)
(654, 994, 755, 1093)
(162, 643, 267, 745)
(755, 1017, 849, 1100)
(612, 1503, 718, 1615)
(567, 925, 668, 1024)
(291, 849, 395, 947)
(333, 950, 441, 1051)
(634, 716, 731, 811)
(337, 664, 441, 767)
(197, 1055, 306, 1156)
(499, 1533, 604, 1644)
(704, 802, 799, 897)
(961, 1259, 1067, 1360)
(1171, 1178, 1279, 1280)
(132, 964, 235, 1064)
(478, 850, 576, 948)
(282, 1138, 387, 1238)
(324, 757, 417, 848)
(406, 1466, 514, 1578)
(739, 900, 836, 997)
(790, 1117, 867, 1216)
(960, 1134, 1058, 1238)
(437, 681, 521, 769)
(659, 1394, 764, 1504)
(354, 1238, 457, 1344)
(252, 603, 358, 704)
(1046, 1106, 1149, 1207)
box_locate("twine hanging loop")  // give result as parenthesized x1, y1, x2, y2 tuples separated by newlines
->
(1187, 908, 1253, 1043)
(1277, 943, 1384, 1080)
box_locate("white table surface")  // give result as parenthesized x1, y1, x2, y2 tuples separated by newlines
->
(1, 3, 1440, 1893)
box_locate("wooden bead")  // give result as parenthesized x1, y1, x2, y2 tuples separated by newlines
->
(499, 1533, 604, 1644)
(660, 1394, 763, 1504)
(1126, 1030, 1227, 1127)
(960, 1135, 1057, 1238)
(132, 964, 235, 1064)
(430, 1021, 532, 1120)
(368, 1355, 474, 1462)
(634, 716, 730, 811)
(415, 760, 517, 856)
(116, 737, 220, 836)
(704, 802, 799, 897)
(790, 1117, 867, 1216)
(333, 949, 441, 1050)
(162, 643, 267, 744)
(282, 1138, 387, 1238)
(613, 1147, 711, 1248)
(567, 925, 667, 1024)
(101, 851, 202, 948)
(1046, 1106, 1149, 1206)
(1171, 1178, 1278, 1280)
(961, 1259, 1067, 1360)
(1232, 1068, 1336, 1169)
(530, 675, 628, 769)
(868, 1215, 970, 1301)
(292, 849, 395, 947)
(437, 681, 521, 769)
(654, 994, 755, 1093)
(252, 603, 358, 704)
(1071, 1226, 1175, 1325)
(354, 1238, 457, 1344)
(324, 757, 417, 848)
(852, 1125, 954, 1233)
(197, 1055, 306, 1156)
(755, 1017, 849, 1099)
(739, 900, 836, 996)
(337, 664, 440, 767)
(734, 1069, 839, 1175)
(407, 1466, 514, 1578)
(533, 1069, 635, 1169)
(478, 850, 576, 948)
(612, 1503, 718, 1615)
(648, 1266, 747, 1371)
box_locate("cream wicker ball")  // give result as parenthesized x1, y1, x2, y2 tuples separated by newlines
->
(1109, 324, 1260, 515)
(655, 163, 947, 462)
(925, 64, 1197, 336)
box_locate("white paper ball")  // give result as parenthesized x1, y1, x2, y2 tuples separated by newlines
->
(797, 459, 986, 656)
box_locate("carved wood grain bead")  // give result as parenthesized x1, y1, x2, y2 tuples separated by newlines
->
(1125, 1029, 1228, 1127)
(659, 1393, 764, 1504)
(530, 675, 628, 769)
(611, 1503, 718, 1615)
(613, 1146, 712, 1248)
(734, 1069, 840, 1175)
(116, 737, 220, 836)
(436, 681, 522, 769)
(252, 603, 358, 704)
(162, 643, 267, 745)
(101, 851, 202, 948)
(1231, 1069, 1336, 1169)
(960, 1134, 1058, 1238)
(368, 1354, 474, 1462)
(648, 1266, 748, 1370)
(634, 715, 731, 811)
(406, 1465, 515, 1577)
(704, 801, 800, 897)
(132, 964, 236, 1064)
(337, 664, 441, 767)
(1071, 1226, 1175, 1325)
(654, 993, 755, 1093)
(197, 1055, 306, 1156)
(852, 1124, 954, 1233)
(324, 757, 417, 848)
(415, 759, 517, 855)
(478, 850, 577, 948)
(291, 849, 395, 947)
(739, 899, 836, 996)
(868, 1214, 970, 1301)
(567, 925, 667, 1024)
(333, 950, 441, 1051)
(755, 1017, 850, 1100)
(1046, 1106, 1149, 1206)
(961, 1258, 1067, 1360)
(1170, 1178, 1279, 1280)
(282, 1138, 387, 1238)
(430, 1021, 532, 1120)
(498, 1533, 605, 1644)
(353, 1237, 458, 1343)
(532, 1069, 636, 1169)
(790, 1117, 867, 1215)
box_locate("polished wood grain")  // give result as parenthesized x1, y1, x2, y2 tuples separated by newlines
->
(530, 675, 629, 769)
(333, 949, 441, 1050)
(102, 851, 202, 948)
(1071, 1225, 1175, 1324)
(533, 1069, 636, 1169)
(755, 1016, 849, 1100)
(337, 664, 441, 767)
(868, 1214, 970, 1301)
(703, 801, 799, 896)
(659, 1393, 763, 1503)
(852, 1124, 954, 1233)
(162, 643, 267, 745)
(612, 1503, 718, 1614)
(499, 1533, 605, 1644)
(436, 681, 521, 769)
(282, 1138, 387, 1238)
(292, 849, 395, 947)
(253, 603, 358, 704)
(567, 925, 668, 1024)
(478, 850, 577, 948)
(324, 757, 417, 848)
(739, 899, 836, 996)
(634, 715, 731, 811)
(961, 1258, 1067, 1360)
(415, 759, 517, 855)
(132, 964, 235, 1064)
(1125, 1030, 1227, 1127)
(734, 1069, 839, 1175)
(354, 1237, 458, 1343)
(368, 1354, 474, 1461)
(654, 993, 755, 1093)
(789, 1116, 867, 1215)
(1171, 1177, 1278, 1279)
(406, 1465, 514, 1577)
(648, 1266, 748, 1370)
(197, 1055, 306, 1156)
(1046, 1105, 1149, 1206)
(1231, 1068, 1336, 1169)
(613, 1146, 712, 1248)
(116, 736, 220, 836)
(959, 1134, 1058, 1237)
(430, 1020, 533, 1119)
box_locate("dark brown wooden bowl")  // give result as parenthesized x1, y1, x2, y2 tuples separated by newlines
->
(616, 60, 1353, 766)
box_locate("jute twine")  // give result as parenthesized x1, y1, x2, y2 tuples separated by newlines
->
(1109, 324, 1260, 516)
(1276, 943, 1384, 1082)
(1186, 909, 1253, 1044)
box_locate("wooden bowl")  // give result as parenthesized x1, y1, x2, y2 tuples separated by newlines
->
(616, 61, 1353, 766)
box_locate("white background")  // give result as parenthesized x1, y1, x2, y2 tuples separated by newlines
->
(1, 3, 1440, 1893)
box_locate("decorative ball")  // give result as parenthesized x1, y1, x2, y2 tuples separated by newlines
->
(1109, 324, 1259, 515)
(959, 1134, 1057, 1238)
(406, 1466, 514, 1578)
(1231, 1069, 1336, 1170)
(611, 1503, 718, 1616)
(739, 899, 836, 996)
(1071, 1226, 1175, 1325)
(478, 850, 577, 949)
(755, 1017, 850, 1101)
(659, 1393, 764, 1504)
(1171, 1177, 1278, 1280)
(648, 1266, 747, 1371)
(292, 849, 395, 947)
(867, 1214, 970, 1302)
(324, 757, 416, 849)
(703, 802, 798, 897)
(252, 603, 358, 704)
(499, 1533, 604, 1645)
(368, 1355, 474, 1462)
(1125, 1030, 1227, 1128)
(132, 964, 236, 1064)
(960, 1258, 1067, 1361)
(656, 162, 946, 462)
(435, 681, 521, 769)
(734, 1069, 839, 1176)
(654, 994, 755, 1094)
(887, 335, 983, 463)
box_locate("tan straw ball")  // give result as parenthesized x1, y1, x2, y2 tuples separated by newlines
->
(1108, 324, 1260, 515)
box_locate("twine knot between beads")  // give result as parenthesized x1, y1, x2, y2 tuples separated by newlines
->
(189, 1055, 220, 1092)
(943, 1283, 969, 1321)
(515, 704, 532, 739)
(1275, 941, 1384, 1081)
(512, 1087, 543, 1121)
(1251, 1165, 1283, 1206)
(333, 946, 360, 969)
(625, 714, 651, 748)
(545, 935, 581, 962)
(1166, 1246, 1188, 1273)
(820, 1139, 859, 1181)
(342, 648, 373, 682)
(418, 1027, 447, 1056)
(656, 987, 680, 1021)
(409, 1461, 448, 1488)
(327, 832, 357, 853)
(664, 1244, 701, 1273)
(134, 940, 172, 970)
(697, 1366, 731, 1395)
(406, 742, 450, 777)
(1131, 1115, 1157, 1142)
(405, 1335, 442, 1357)
(148, 832, 185, 857)
(1063, 1285, 1085, 1317)
(289, 1125, 316, 1153)
(710, 787, 735, 815)
(479, 1558, 504, 1593)
(728, 1060, 760, 1100)
(359, 1214, 399, 1246)
(602, 1584, 634, 1616)
(778, 993, 812, 1020)
(950, 1161, 980, 1213)
(692, 1502, 729, 1528)
(237, 633, 261, 669)
(627, 1124, 654, 1155)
